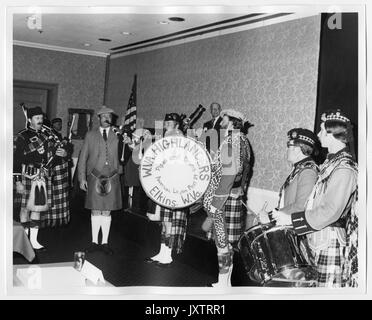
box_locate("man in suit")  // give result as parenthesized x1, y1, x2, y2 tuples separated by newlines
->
(202, 102, 223, 155)
(203, 102, 222, 131)
(78, 106, 124, 255)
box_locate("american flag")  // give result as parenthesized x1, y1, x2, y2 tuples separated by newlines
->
(124, 74, 137, 131)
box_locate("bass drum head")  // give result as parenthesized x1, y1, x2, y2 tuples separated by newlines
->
(249, 265, 317, 287)
(139, 136, 212, 209)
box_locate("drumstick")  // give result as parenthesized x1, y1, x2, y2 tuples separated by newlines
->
(262, 201, 268, 212)
(240, 200, 261, 224)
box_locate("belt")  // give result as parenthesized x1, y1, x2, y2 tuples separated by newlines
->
(232, 180, 242, 188)
(91, 168, 118, 179)
(328, 217, 347, 229)
(22, 164, 45, 176)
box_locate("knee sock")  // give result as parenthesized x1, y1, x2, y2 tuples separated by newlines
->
(29, 227, 43, 249)
(101, 215, 112, 245)
(91, 215, 101, 244)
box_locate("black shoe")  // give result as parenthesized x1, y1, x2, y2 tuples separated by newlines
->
(144, 257, 157, 264)
(30, 255, 40, 264)
(154, 261, 173, 268)
(85, 243, 100, 253)
(33, 247, 46, 253)
(101, 244, 114, 255)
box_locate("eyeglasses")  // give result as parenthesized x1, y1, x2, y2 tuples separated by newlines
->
(287, 142, 296, 148)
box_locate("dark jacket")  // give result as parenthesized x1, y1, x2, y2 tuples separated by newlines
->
(203, 116, 222, 131)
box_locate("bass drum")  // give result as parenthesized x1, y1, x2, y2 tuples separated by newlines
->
(139, 135, 212, 209)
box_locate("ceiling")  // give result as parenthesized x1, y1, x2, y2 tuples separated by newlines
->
(13, 12, 302, 56)
(13, 13, 249, 55)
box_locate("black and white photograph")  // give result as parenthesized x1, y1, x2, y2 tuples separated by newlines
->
(2, 1, 369, 300)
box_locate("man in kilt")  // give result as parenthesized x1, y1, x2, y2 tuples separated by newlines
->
(145, 113, 189, 266)
(14, 107, 68, 250)
(202, 109, 251, 287)
(78, 106, 124, 255)
(276, 109, 358, 287)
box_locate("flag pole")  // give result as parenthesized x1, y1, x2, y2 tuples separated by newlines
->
(121, 74, 137, 163)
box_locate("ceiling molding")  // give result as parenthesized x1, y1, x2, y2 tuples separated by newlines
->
(13, 40, 109, 58)
(110, 12, 318, 59)
(110, 13, 264, 51)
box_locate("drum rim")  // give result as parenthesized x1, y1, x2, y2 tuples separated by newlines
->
(244, 222, 274, 234)
(250, 224, 296, 244)
(238, 222, 274, 250)
(249, 264, 317, 285)
(139, 135, 212, 209)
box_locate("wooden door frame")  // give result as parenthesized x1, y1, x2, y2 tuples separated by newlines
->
(13, 80, 59, 120)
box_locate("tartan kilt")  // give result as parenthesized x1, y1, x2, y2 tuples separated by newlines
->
(312, 238, 346, 288)
(207, 193, 244, 243)
(19, 173, 53, 229)
(46, 161, 70, 227)
(159, 206, 188, 254)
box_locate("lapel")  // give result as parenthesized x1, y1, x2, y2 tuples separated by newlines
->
(214, 117, 222, 129)
(94, 128, 104, 152)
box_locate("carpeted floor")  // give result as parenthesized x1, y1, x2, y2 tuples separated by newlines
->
(13, 195, 255, 287)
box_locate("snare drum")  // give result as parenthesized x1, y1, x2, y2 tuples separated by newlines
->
(238, 223, 273, 275)
(239, 224, 317, 287)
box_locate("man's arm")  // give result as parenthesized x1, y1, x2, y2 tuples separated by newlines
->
(77, 132, 90, 183)
(13, 135, 25, 175)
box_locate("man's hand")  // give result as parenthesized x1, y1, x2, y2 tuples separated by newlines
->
(80, 179, 88, 191)
(274, 210, 292, 226)
(123, 136, 132, 145)
(258, 201, 270, 224)
(258, 210, 271, 224)
(55, 147, 67, 157)
(16, 181, 25, 194)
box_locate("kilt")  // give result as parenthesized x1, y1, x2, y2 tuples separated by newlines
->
(85, 167, 122, 211)
(207, 193, 244, 244)
(312, 238, 346, 288)
(46, 161, 70, 227)
(19, 173, 53, 229)
(159, 206, 188, 254)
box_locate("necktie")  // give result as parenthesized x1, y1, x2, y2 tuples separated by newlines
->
(103, 129, 107, 141)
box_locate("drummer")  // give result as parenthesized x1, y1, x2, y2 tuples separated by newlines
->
(275, 109, 358, 287)
(256, 128, 319, 225)
(145, 113, 189, 266)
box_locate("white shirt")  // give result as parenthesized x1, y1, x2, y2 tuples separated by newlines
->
(99, 126, 110, 137)
(212, 117, 220, 128)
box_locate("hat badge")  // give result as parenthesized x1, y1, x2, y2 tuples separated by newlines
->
(292, 131, 297, 139)
(321, 113, 327, 122)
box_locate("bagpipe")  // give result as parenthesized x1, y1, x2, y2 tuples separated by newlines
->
(180, 104, 206, 133)
(104, 120, 133, 162)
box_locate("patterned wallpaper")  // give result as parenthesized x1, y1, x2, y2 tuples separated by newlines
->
(13, 45, 107, 156)
(108, 15, 321, 191)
